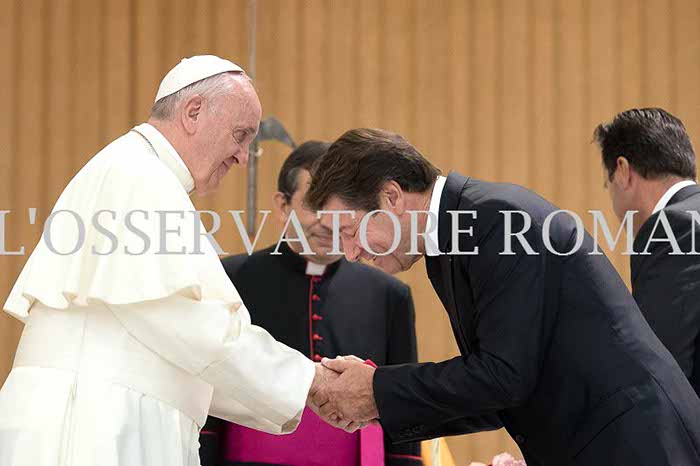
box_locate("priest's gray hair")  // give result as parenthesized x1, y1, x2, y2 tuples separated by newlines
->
(150, 71, 245, 121)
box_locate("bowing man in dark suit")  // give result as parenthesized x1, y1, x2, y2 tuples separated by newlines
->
(199, 141, 423, 466)
(305, 128, 700, 466)
(594, 107, 700, 397)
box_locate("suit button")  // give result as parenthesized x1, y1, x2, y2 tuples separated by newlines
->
(514, 434, 525, 445)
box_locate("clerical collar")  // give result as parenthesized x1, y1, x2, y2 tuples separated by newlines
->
(305, 261, 326, 276)
(425, 176, 447, 256)
(277, 242, 341, 277)
(132, 123, 196, 195)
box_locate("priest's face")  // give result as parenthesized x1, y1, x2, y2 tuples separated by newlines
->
(319, 192, 422, 275)
(190, 74, 262, 196)
(276, 170, 338, 264)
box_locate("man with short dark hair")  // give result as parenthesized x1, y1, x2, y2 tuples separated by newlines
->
(595, 107, 700, 396)
(200, 141, 423, 466)
(306, 128, 700, 465)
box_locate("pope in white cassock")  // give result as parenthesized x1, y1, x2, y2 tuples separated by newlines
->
(0, 55, 348, 466)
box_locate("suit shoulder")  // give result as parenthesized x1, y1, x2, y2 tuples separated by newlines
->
(462, 180, 558, 219)
(665, 198, 700, 220)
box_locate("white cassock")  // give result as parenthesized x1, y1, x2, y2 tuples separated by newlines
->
(0, 123, 316, 466)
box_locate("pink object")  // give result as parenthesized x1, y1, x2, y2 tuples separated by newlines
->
(223, 407, 385, 466)
(490, 453, 527, 466)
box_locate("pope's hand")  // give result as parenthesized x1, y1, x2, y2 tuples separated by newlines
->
(316, 357, 379, 423)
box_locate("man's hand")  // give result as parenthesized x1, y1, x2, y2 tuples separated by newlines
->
(307, 363, 367, 433)
(318, 357, 379, 422)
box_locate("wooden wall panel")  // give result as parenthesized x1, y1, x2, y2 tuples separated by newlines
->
(47, 0, 74, 203)
(380, 0, 414, 136)
(74, 0, 102, 168)
(211, 0, 249, 254)
(618, 0, 644, 109)
(448, 0, 471, 173)
(0, 0, 18, 382)
(501, 0, 530, 187)
(356, 0, 382, 129)
(2, 0, 700, 462)
(531, 0, 557, 202)
(643, 0, 674, 107)
(472, 0, 499, 181)
(673, 0, 700, 153)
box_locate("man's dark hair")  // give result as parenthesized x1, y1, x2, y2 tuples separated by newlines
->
(278, 140, 330, 201)
(593, 107, 696, 181)
(305, 128, 441, 211)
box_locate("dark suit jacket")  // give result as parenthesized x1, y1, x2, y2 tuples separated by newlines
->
(632, 183, 700, 397)
(373, 172, 700, 465)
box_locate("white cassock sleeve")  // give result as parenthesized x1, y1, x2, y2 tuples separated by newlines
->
(2, 128, 316, 434)
(106, 294, 316, 434)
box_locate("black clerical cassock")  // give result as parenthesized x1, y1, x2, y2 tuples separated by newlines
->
(200, 242, 423, 466)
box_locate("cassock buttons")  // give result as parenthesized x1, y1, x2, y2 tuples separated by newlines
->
(312, 294, 321, 301)
(312, 314, 323, 321)
(313, 354, 322, 362)
(312, 334, 323, 341)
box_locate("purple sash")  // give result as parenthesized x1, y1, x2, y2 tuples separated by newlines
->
(223, 407, 384, 466)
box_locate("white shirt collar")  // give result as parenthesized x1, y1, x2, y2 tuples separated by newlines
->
(652, 180, 696, 213)
(132, 123, 195, 194)
(425, 176, 447, 256)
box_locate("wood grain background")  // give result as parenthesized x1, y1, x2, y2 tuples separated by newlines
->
(1, 0, 698, 461)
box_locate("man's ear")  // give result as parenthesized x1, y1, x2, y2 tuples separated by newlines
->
(181, 95, 204, 134)
(615, 156, 632, 190)
(272, 192, 291, 224)
(380, 180, 404, 214)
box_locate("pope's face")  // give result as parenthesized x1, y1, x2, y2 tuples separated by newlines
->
(319, 196, 421, 275)
(191, 76, 262, 196)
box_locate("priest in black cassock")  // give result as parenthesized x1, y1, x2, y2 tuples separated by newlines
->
(199, 141, 423, 466)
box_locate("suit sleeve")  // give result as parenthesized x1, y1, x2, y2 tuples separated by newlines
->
(633, 209, 700, 394)
(107, 294, 316, 435)
(373, 215, 551, 443)
(384, 286, 423, 465)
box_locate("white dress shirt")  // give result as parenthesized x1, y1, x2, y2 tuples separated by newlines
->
(425, 176, 447, 256)
(652, 180, 697, 213)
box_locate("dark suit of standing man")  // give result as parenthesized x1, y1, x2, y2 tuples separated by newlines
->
(305, 128, 700, 466)
(595, 108, 700, 397)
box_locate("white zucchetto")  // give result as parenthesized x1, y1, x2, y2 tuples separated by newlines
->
(155, 55, 244, 102)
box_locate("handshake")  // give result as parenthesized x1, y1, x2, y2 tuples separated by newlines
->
(306, 355, 380, 433)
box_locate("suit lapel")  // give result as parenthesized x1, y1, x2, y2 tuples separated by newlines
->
(428, 172, 472, 353)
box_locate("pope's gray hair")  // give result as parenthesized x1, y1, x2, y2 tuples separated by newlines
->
(150, 71, 246, 120)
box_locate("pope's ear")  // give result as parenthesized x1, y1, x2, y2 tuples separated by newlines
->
(272, 192, 290, 223)
(181, 95, 203, 134)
